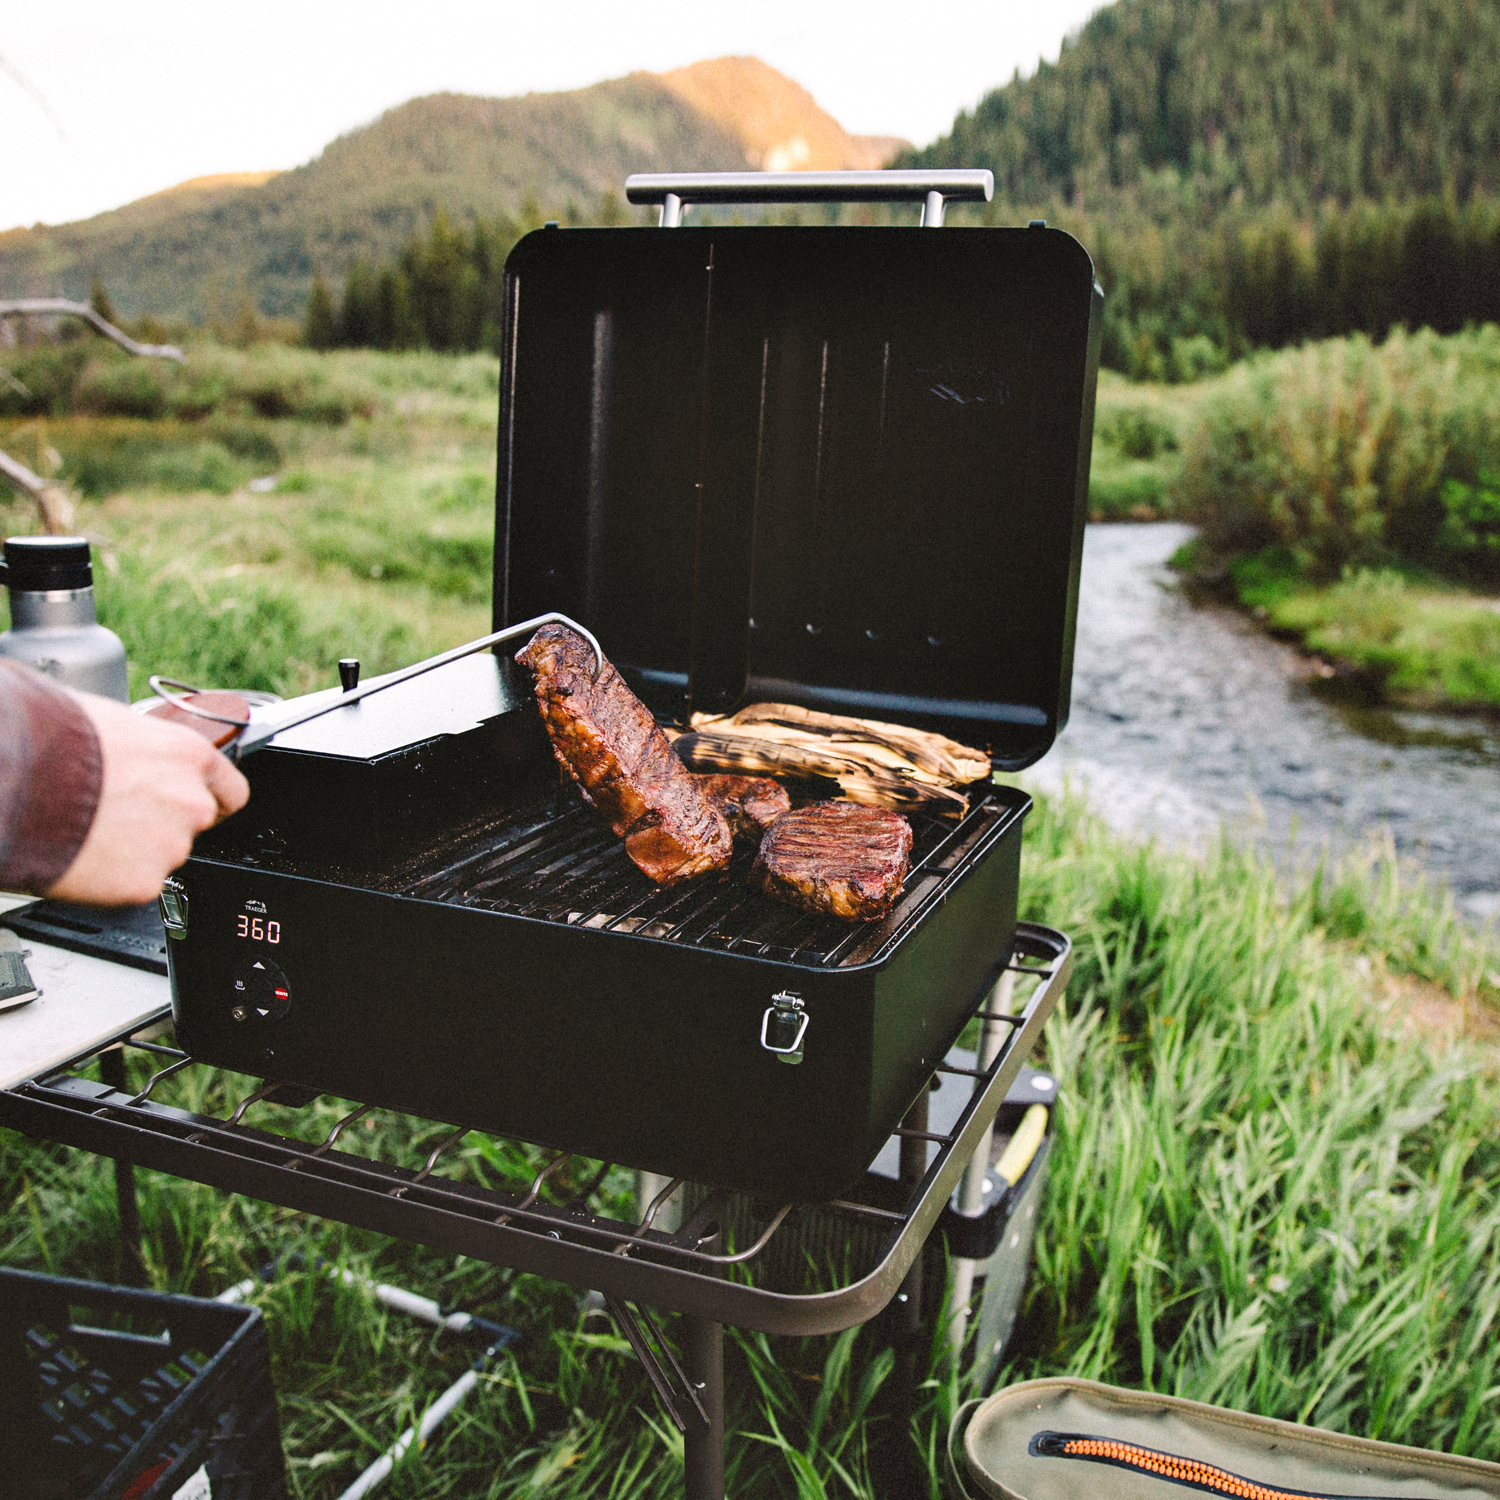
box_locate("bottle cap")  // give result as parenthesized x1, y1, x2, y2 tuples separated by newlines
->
(1, 536, 94, 593)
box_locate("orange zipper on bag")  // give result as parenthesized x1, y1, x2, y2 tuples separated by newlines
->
(1029, 1432, 1435, 1500)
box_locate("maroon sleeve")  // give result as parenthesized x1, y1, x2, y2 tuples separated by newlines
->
(0, 661, 103, 893)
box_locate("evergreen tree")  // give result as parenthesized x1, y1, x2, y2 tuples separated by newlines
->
(1397, 200, 1464, 334)
(596, 189, 629, 227)
(374, 267, 416, 350)
(303, 273, 337, 350)
(409, 207, 466, 350)
(911, 0, 1500, 211)
(337, 262, 378, 348)
(454, 262, 484, 352)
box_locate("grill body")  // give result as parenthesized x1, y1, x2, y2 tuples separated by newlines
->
(168, 214, 1099, 1201)
(168, 678, 1026, 1199)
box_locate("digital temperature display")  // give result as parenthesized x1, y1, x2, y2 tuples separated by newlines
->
(236, 915, 281, 943)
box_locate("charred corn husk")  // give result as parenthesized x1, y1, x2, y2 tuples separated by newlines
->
(677, 704, 990, 817)
(718, 703, 992, 784)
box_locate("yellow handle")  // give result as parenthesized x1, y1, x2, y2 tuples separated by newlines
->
(994, 1103, 1049, 1187)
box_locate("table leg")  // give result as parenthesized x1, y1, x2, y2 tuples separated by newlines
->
(98, 1047, 143, 1284)
(682, 1313, 724, 1500)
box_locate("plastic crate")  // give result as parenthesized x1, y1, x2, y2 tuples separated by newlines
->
(0, 1267, 286, 1500)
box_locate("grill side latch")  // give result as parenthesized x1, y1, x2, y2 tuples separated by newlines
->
(760, 992, 807, 1065)
(159, 880, 189, 939)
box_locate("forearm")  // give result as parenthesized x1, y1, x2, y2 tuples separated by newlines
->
(0, 660, 103, 893)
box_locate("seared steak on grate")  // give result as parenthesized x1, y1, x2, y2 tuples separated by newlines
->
(517, 625, 732, 885)
(751, 802, 913, 921)
(696, 774, 792, 842)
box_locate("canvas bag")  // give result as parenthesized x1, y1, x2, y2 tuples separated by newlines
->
(949, 1378, 1500, 1500)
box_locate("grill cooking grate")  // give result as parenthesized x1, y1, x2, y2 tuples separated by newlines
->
(399, 790, 1010, 968)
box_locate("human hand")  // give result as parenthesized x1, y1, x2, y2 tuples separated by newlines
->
(45, 692, 250, 906)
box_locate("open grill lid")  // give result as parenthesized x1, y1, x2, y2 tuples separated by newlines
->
(494, 190, 1102, 771)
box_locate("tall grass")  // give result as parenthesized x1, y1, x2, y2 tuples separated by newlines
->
(1003, 787, 1500, 1458)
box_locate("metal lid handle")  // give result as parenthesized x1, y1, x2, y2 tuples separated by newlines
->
(625, 169, 993, 228)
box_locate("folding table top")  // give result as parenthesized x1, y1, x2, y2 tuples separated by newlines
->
(0, 894, 167, 1090)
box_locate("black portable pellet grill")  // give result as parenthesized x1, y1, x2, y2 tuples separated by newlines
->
(157, 171, 1101, 1205)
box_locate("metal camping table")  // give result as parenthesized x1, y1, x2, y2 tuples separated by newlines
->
(0, 923, 1069, 1499)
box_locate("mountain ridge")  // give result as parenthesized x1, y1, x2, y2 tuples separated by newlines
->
(0, 58, 904, 322)
(655, 56, 906, 173)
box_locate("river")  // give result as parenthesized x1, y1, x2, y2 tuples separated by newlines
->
(1024, 523, 1500, 924)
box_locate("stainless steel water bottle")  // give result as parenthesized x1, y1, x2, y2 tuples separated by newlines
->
(0, 535, 130, 702)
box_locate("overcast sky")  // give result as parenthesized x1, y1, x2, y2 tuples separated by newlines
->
(2, 1, 1106, 233)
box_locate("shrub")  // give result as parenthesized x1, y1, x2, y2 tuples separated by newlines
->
(201, 418, 282, 468)
(210, 349, 372, 425)
(1100, 405, 1179, 460)
(0, 345, 89, 416)
(73, 357, 171, 419)
(1438, 471, 1500, 580)
(1172, 330, 1500, 575)
(2, 343, 380, 426)
(167, 368, 231, 421)
(141, 441, 243, 494)
(240, 378, 298, 419)
(1167, 333, 1228, 384)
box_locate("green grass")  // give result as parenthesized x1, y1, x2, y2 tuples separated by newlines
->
(4, 346, 1500, 1492)
(1269, 577, 1500, 708)
(1, 348, 501, 700)
(1087, 372, 1198, 521)
(1003, 786, 1500, 1455)
(0, 1067, 926, 1496)
(1176, 544, 1500, 712)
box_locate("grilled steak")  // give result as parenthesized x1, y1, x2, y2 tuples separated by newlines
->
(517, 625, 732, 885)
(751, 802, 913, 921)
(696, 774, 791, 842)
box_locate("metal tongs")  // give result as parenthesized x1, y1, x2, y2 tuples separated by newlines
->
(147, 613, 604, 762)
